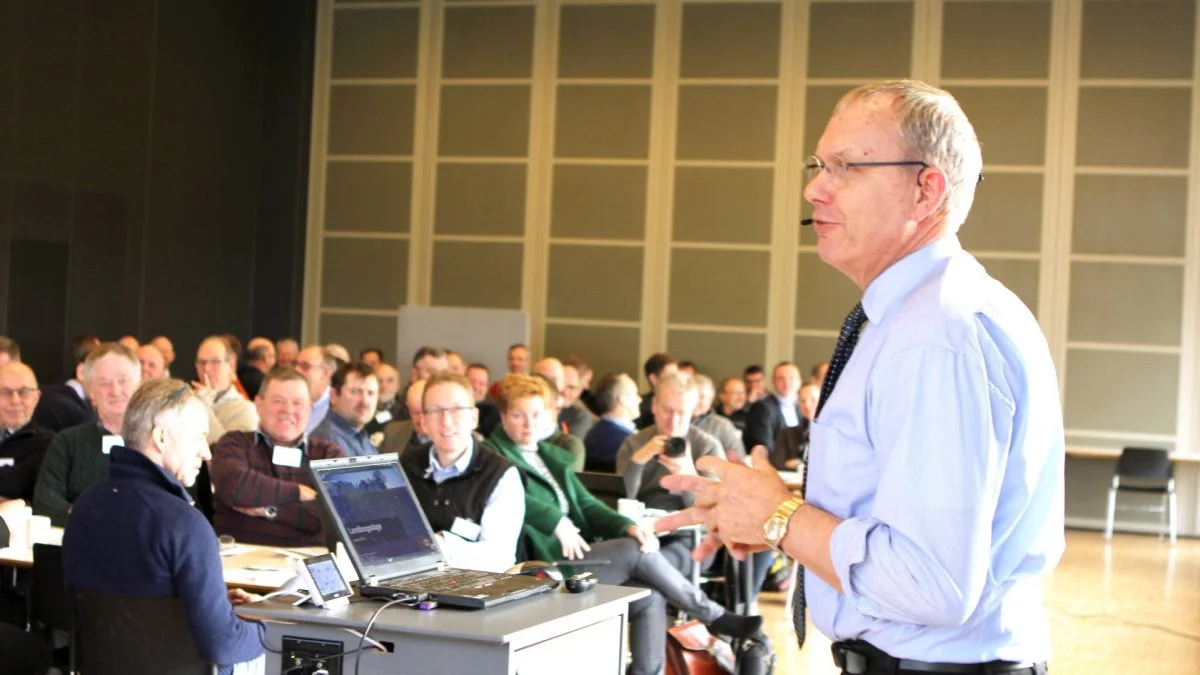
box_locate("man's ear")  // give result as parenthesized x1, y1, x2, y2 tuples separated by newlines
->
(152, 426, 168, 449)
(914, 167, 948, 222)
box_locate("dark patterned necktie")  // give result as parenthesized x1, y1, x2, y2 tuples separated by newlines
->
(793, 302, 868, 648)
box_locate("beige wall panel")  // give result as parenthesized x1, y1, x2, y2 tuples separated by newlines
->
(1072, 175, 1188, 257)
(558, 5, 655, 79)
(808, 2, 913, 79)
(328, 85, 415, 156)
(332, 8, 420, 79)
(1068, 262, 1183, 346)
(676, 85, 777, 161)
(667, 330, 766, 383)
(981, 258, 1040, 315)
(546, 245, 643, 322)
(679, 3, 782, 79)
(942, 1, 1052, 79)
(319, 313, 398, 362)
(439, 85, 531, 157)
(442, 6, 535, 79)
(1064, 349, 1179, 436)
(1080, 0, 1195, 79)
(555, 85, 652, 159)
(795, 252, 863, 331)
(325, 161, 412, 233)
(321, 238, 409, 310)
(550, 165, 647, 240)
(434, 163, 527, 236)
(431, 241, 523, 309)
(670, 249, 770, 327)
(959, 173, 1043, 253)
(672, 167, 773, 245)
(794, 335, 837, 378)
(951, 86, 1048, 166)
(1076, 88, 1191, 167)
(544, 324, 641, 382)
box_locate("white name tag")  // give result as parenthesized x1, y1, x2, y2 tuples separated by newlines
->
(0, 458, 13, 468)
(374, 410, 393, 425)
(272, 445, 303, 468)
(101, 435, 124, 455)
(450, 517, 482, 542)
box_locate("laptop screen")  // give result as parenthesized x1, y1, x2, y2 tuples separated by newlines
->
(312, 458, 442, 578)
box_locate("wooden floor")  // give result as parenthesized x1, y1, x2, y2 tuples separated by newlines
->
(758, 530, 1200, 674)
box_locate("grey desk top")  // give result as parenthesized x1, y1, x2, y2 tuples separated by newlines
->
(236, 584, 648, 649)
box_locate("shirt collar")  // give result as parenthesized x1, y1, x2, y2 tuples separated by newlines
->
(255, 429, 308, 451)
(862, 235, 963, 325)
(602, 414, 636, 432)
(66, 379, 85, 400)
(329, 411, 366, 437)
(426, 439, 475, 480)
(773, 393, 796, 407)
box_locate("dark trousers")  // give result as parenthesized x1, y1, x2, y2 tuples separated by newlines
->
(584, 537, 728, 675)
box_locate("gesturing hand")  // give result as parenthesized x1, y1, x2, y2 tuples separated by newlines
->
(554, 518, 591, 560)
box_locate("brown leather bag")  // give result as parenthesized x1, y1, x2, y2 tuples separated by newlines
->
(665, 620, 734, 675)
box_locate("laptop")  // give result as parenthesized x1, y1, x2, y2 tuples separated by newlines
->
(308, 453, 555, 609)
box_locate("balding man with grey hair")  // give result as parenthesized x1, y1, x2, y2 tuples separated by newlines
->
(690, 374, 746, 464)
(194, 336, 259, 442)
(0, 362, 53, 503)
(294, 344, 336, 435)
(34, 343, 142, 525)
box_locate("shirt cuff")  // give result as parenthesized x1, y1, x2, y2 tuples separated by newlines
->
(829, 516, 878, 614)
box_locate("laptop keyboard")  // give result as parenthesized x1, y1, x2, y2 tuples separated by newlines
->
(388, 569, 508, 594)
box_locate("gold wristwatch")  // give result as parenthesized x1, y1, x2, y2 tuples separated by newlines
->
(762, 497, 805, 552)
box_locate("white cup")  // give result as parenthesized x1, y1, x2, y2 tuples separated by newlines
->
(26, 515, 51, 544)
(617, 499, 645, 519)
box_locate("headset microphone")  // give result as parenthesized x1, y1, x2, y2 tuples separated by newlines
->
(800, 218, 814, 226)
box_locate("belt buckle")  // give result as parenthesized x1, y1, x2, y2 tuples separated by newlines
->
(831, 643, 871, 675)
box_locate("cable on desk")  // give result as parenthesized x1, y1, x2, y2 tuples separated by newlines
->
(354, 596, 417, 675)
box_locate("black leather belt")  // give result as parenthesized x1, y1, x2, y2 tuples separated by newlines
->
(832, 640, 1046, 675)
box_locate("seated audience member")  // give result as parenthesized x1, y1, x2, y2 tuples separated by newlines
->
(211, 368, 344, 546)
(582, 373, 640, 473)
(138, 344, 167, 380)
(379, 380, 429, 455)
(676, 360, 697, 377)
(311, 362, 379, 457)
(34, 343, 141, 525)
(217, 334, 249, 399)
(392, 346, 450, 421)
(446, 350, 467, 375)
(34, 334, 99, 432)
(399, 372, 523, 572)
(359, 348, 383, 369)
(559, 363, 597, 439)
(616, 372, 725, 513)
(194, 336, 259, 441)
(714, 376, 749, 430)
(275, 337, 299, 369)
(0, 362, 54, 503)
(238, 338, 276, 400)
(769, 382, 819, 471)
(150, 336, 176, 375)
(294, 345, 335, 435)
(565, 355, 600, 416)
(466, 363, 500, 437)
(118, 335, 140, 352)
(742, 364, 767, 404)
(532, 375, 586, 473)
(742, 361, 802, 454)
(364, 362, 402, 436)
(0, 337, 16, 368)
(63, 378, 264, 674)
(324, 343, 351, 367)
(810, 360, 829, 387)
(635, 353, 676, 429)
(485, 375, 761, 675)
(488, 343, 530, 400)
(691, 374, 746, 463)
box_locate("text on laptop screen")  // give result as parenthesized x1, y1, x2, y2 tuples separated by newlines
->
(319, 464, 437, 568)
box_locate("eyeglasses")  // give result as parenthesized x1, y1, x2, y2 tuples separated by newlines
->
(0, 387, 37, 399)
(804, 155, 928, 184)
(195, 358, 227, 368)
(423, 406, 474, 419)
(294, 361, 319, 372)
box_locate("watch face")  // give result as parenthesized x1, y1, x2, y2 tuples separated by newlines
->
(764, 515, 786, 544)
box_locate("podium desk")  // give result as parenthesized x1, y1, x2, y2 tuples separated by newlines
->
(236, 584, 648, 675)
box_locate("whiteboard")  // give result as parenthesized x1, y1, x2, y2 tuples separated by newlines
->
(395, 306, 529, 379)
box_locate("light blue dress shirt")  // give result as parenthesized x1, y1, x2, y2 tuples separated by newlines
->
(774, 394, 800, 428)
(310, 411, 377, 457)
(806, 236, 1065, 663)
(426, 441, 525, 572)
(305, 387, 330, 436)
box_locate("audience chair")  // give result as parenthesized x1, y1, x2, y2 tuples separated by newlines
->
(72, 587, 218, 675)
(1104, 447, 1176, 545)
(29, 544, 74, 674)
(576, 472, 626, 509)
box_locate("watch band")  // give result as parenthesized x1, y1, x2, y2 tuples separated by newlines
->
(763, 496, 805, 551)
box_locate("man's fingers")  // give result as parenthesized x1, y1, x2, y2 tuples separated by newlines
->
(654, 507, 706, 532)
(694, 456, 735, 478)
(751, 445, 771, 468)
(660, 473, 712, 493)
(691, 533, 725, 561)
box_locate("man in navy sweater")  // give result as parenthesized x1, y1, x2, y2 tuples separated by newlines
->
(583, 373, 641, 473)
(63, 378, 264, 674)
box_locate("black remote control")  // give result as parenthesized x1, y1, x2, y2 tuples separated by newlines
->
(564, 573, 597, 594)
